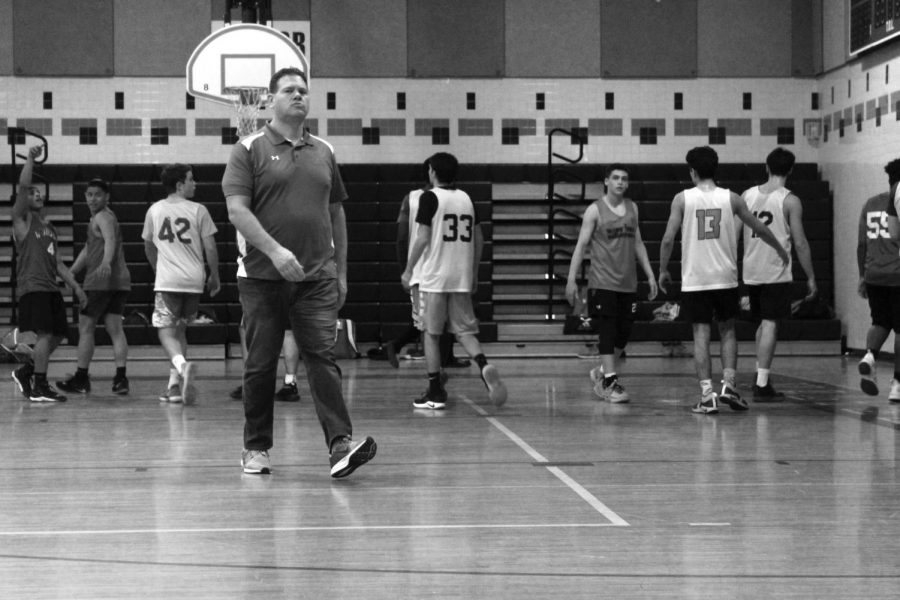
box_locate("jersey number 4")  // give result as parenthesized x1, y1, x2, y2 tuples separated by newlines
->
(158, 217, 192, 244)
(442, 214, 473, 242)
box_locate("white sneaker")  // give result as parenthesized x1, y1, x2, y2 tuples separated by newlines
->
(481, 364, 507, 407)
(590, 366, 604, 396)
(858, 352, 878, 396)
(601, 378, 630, 403)
(692, 391, 719, 414)
(889, 379, 900, 403)
(181, 361, 198, 405)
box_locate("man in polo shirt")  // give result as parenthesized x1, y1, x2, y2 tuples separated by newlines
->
(222, 66, 376, 478)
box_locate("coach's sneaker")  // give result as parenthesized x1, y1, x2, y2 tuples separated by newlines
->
(159, 385, 182, 403)
(413, 388, 447, 410)
(600, 378, 630, 403)
(57, 374, 91, 394)
(481, 364, 508, 407)
(180, 362, 197, 405)
(111, 377, 129, 395)
(241, 449, 271, 474)
(692, 391, 719, 414)
(329, 435, 377, 478)
(858, 352, 878, 396)
(11, 364, 33, 399)
(752, 382, 784, 402)
(889, 379, 900, 403)
(719, 382, 749, 411)
(274, 381, 300, 403)
(29, 381, 67, 403)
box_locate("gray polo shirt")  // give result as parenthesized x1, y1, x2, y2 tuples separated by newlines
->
(222, 124, 348, 281)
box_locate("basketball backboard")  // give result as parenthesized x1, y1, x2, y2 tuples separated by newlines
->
(186, 23, 309, 106)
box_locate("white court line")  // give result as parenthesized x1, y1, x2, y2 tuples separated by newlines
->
(463, 398, 629, 526)
(0, 523, 621, 538)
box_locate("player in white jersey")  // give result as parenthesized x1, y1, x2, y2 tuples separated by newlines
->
(142, 164, 219, 404)
(741, 148, 816, 400)
(401, 152, 507, 409)
(658, 146, 788, 414)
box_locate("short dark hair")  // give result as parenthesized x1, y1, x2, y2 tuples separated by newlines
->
(86, 177, 110, 193)
(269, 67, 308, 94)
(160, 164, 193, 194)
(685, 146, 718, 179)
(885, 159, 900, 186)
(766, 147, 795, 177)
(426, 152, 459, 184)
(604, 163, 630, 179)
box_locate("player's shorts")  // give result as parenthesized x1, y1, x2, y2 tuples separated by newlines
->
(680, 287, 740, 324)
(865, 283, 900, 333)
(81, 290, 129, 320)
(419, 291, 479, 336)
(152, 291, 200, 328)
(409, 285, 424, 331)
(17, 291, 69, 337)
(745, 282, 792, 321)
(587, 288, 637, 320)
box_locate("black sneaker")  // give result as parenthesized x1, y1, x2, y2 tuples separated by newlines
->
(274, 382, 300, 402)
(229, 384, 243, 401)
(413, 388, 447, 410)
(386, 343, 399, 369)
(11, 365, 33, 399)
(445, 357, 471, 368)
(112, 377, 129, 395)
(329, 436, 377, 478)
(29, 382, 67, 403)
(719, 382, 748, 411)
(752, 383, 784, 402)
(57, 374, 91, 394)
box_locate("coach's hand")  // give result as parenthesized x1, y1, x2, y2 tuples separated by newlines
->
(270, 247, 306, 282)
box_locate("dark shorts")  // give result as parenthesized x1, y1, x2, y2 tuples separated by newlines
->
(866, 284, 900, 333)
(587, 289, 637, 320)
(681, 288, 740, 324)
(18, 291, 69, 337)
(746, 282, 793, 321)
(81, 290, 129, 320)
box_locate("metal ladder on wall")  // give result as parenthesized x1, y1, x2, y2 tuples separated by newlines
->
(545, 128, 587, 321)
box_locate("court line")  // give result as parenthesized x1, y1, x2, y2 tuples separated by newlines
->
(462, 398, 629, 526)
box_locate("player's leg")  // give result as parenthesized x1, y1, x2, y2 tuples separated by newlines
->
(104, 299, 130, 394)
(716, 289, 747, 411)
(860, 285, 890, 396)
(887, 287, 900, 402)
(153, 293, 186, 402)
(57, 312, 97, 393)
(28, 292, 69, 402)
(413, 291, 448, 409)
(451, 293, 506, 407)
(275, 330, 301, 402)
(682, 291, 717, 413)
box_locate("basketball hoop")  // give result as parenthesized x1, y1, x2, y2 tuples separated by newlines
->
(225, 86, 269, 137)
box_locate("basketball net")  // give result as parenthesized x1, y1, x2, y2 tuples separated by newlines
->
(225, 86, 269, 137)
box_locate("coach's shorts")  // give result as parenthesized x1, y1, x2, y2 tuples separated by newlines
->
(18, 291, 69, 337)
(152, 291, 200, 328)
(81, 290, 129, 320)
(419, 291, 479, 336)
(681, 288, 740, 324)
(866, 283, 900, 333)
(745, 282, 793, 321)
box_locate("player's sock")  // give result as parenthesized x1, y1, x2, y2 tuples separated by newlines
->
(473, 354, 487, 371)
(427, 372, 443, 395)
(723, 368, 736, 389)
(756, 368, 770, 387)
(700, 379, 713, 396)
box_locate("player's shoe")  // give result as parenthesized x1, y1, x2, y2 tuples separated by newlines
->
(57, 374, 91, 394)
(413, 389, 447, 410)
(386, 343, 399, 369)
(752, 382, 784, 402)
(29, 381, 67, 403)
(858, 352, 878, 396)
(889, 379, 900, 403)
(159, 384, 182, 403)
(719, 382, 748, 411)
(180, 362, 197, 405)
(275, 381, 300, 402)
(589, 365, 604, 396)
(600, 378, 630, 403)
(11, 365, 33, 399)
(481, 364, 507, 407)
(692, 391, 719, 414)
(111, 377, 129, 395)
(229, 385, 243, 401)
(241, 449, 271, 474)
(329, 436, 377, 478)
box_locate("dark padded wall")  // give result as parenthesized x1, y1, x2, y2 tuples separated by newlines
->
(311, 0, 407, 77)
(115, 0, 210, 76)
(14, 0, 114, 76)
(600, 0, 698, 78)
(210, 0, 310, 21)
(0, 0, 12, 75)
(791, 0, 816, 77)
(408, 0, 505, 78)
(505, 0, 601, 77)
(697, 0, 792, 77)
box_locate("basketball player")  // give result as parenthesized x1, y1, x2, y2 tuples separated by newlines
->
(857, 158, 900, 402)
(741, 148, 817, 400)
(401, 152, 507, 409)
(142, 164, 220, 404)
(658, 146, 788, 414)
(223, 66, 376, 477)
(10, 145, 87, 402)
(57, 178, 132, 395)
(565, 163, 657, 403)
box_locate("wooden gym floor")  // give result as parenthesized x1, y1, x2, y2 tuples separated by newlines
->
(0, 351, 898, 599)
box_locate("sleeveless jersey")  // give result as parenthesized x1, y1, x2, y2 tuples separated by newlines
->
(15, 215, 59, 296)
(405, 189, 425, 286)
(741, 186, 792, 284)
(83, 209, 131, 291)
(142, 198, 217, 293)
(586, 198, 638, 293)
(416, 187, 476, 293)
(680, 186, 738, 291)
(860, 192, 900, 286)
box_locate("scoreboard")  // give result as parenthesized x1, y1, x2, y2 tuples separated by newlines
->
(851, 0, 900, 55)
